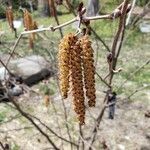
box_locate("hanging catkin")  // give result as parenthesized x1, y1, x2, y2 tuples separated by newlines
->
(6, 6, 14, 31)
(23, 9, 38, 49)
(58, 33, 75, 98)
(80, 35, 96, 107)
(23, 9, 33, 31)
(70, 38, 85, 125)
(58, 34, 85, 124)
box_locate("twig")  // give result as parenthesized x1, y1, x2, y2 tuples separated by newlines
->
(90, 27, 111, 52)
(48, 0, 63, 37)
(96, 71, 111, 88)
(0, 58, 13, 76)
(55, 76, 73, 150)
(6, 34, 22, 67)
(79, 124, 84, 150)
(87, 101, 108, 150)
(10, 97, 59, 150)
(0, 142, 5, 150)
(109, 0, 129, 86)
(4, 3, 131, 68)
(117, 59, 150, 91)
(29, 114, 78, 147)
(50, 99, 64, 149)
(53, 17, 77, 31)
(2, 97, 78, 147)
(65, 0, 76, 16)
(125, 84, 150, 100)
(88, 1, 130, 148)
(126, 0, 137, 26)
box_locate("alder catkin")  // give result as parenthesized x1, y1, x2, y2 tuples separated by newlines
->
(44, 95, 50, 107)
(23, 9, 33, 31)
(23, 9, 38, 49)
(6, 6, 14, 31)
(80, 35, 96, 107)
(70, 39, 85, 125)
(58, 33, 75, 98)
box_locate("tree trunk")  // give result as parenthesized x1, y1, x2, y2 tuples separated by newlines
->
(86, 0, 100, 17)
(40, 0, 50, 16)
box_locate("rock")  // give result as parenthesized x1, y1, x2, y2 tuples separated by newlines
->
(24, 68, 54, 86)
(9, 55, 50, 78)
(8, 85, 23, 96)
(141, 145, 150, 150)
(0, 55, 52, 80)
(117, 144, 125, 150)
(145, 111, 150, 118)
(0, 67, 9, 80)
(146, 133, 150, 140)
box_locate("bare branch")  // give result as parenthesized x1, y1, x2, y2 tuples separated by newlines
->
(88, 1, 130, 148)
(95, 71, 111, 88)
(117, 59, 150, 90)
(0, 142, 5, 150)
(125, 84, 150, 100)
(10, 97, 60, 150)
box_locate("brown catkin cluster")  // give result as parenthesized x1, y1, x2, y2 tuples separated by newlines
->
(70, 39, 85, 125)
(23, 9, 38, 48)
(23, 9, 33, 31)
(80, 35, 96, 107)
(58, 33, 75, 98)
(58, 33, 96, 125)
(6, 6, 14, 31)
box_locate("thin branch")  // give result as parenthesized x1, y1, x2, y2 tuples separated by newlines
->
(29, 114, 78, 147)
(109, 0, 129, 86)
(0, 58, 13, 76)
(79, 125, 84, 150)
(4, 3, 131, 68)
(50, 99, 64, 149)
(0, 142, 5, 150)
(2, 98, 77, 147)
(10, 97, 59, 150)
(65, 0, 76, 16)
(90, 27, 111, 52)
(96, 71, 111, 88)
(85, 14, 111, 21)
(88, 1, 130, 148)
(125, 84, 150, 100)
(6, 34, 22, 67)
(55, 77, 73, 150)
(48, 0, 63, 37)
(117, 59, 150, 91)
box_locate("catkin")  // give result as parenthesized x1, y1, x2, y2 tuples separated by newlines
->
(70, 39, 85, 125)
(23, 9, 33, 31)
(58, 33, 75, 98)
(23, 9, 38, 49)
(6, 6, 14, 31)
(80, 35, 96, 107)
(58, 33, 96, 124)
(44, 95, 50, 107)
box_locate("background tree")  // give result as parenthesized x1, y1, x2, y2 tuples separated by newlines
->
(86, 0, 100, 16)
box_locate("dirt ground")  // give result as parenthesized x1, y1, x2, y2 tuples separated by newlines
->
(0, 88, 150, 150)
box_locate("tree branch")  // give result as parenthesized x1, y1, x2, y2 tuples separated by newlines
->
(10, 97, 59, 150)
